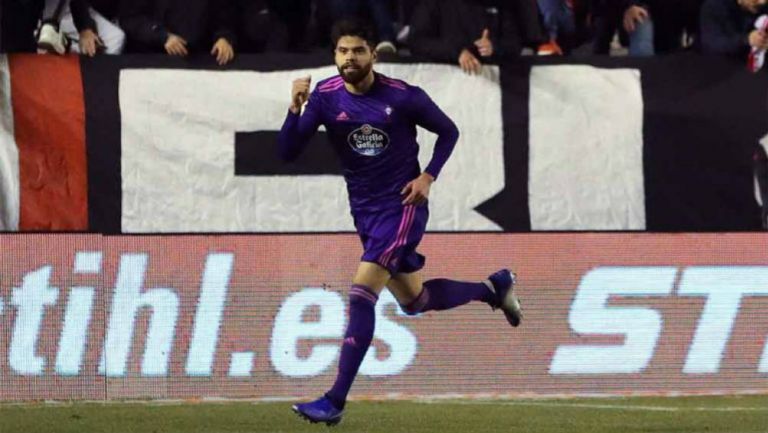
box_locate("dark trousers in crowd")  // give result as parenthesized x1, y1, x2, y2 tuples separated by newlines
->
(591, 0, 700, 55)
(648, 0, 700, 53)
(591, 0, 624, 54)
(328, 0, 396, 43)
(514, 0, 548, 49)
(1, 0, 45, 52)
(240, 0, 311, 52)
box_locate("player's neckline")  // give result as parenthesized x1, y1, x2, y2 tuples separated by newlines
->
(343, 74, 380, 97)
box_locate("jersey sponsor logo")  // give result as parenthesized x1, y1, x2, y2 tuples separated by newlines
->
(347, 124, 390, 156)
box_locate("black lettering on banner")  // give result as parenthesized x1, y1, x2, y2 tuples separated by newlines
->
(234, 131, 341, 176)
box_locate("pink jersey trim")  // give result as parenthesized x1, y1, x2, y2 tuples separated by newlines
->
(379, 205, 416, 267)
(350, 287, 379, 304)
(318, 77, 344, 90)
(319, 82, 345, 93)
(379, 77, 407, 90)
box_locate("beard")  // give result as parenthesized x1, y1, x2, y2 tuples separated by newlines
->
(338, 62, 373, 85)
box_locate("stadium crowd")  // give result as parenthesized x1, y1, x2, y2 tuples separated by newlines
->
(0, 0, 767, 69)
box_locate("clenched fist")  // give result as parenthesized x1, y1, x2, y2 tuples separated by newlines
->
(290, 76, 312, 114)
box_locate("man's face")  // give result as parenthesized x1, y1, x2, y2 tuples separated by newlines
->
(739, 0, 767, 13)
(335, 36, 376, 85)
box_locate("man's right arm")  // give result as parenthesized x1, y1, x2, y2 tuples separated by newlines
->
(277, 80, 322, 162)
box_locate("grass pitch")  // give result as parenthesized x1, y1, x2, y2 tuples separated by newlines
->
(1, 395, 766, 433)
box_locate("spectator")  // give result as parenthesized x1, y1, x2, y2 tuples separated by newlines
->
(327, 0, 398, 53)
(700, 0, 768, 57)
(1, 0, 45, 52)
(591, 0, 627, 54)
(409, 0, 545, 74)
(120, 0, 237, 65)
(537, 0, 576, 55)
(515, 0, 550, 49)
(622, 1, 656, 55)
(36, 0, 125, 56)
(237, 0, 311, 52)
(621, 0, 702, 56)
(591, 0, 701, 56)
(35, 0, 69, 54)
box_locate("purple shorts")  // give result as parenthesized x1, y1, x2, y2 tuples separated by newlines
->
(354, 204, 429, 275)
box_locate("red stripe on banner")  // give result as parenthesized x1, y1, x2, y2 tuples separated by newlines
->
(9, 54, 88, 230)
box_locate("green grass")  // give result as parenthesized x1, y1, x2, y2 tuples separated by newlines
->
(1, 396, 767, 433)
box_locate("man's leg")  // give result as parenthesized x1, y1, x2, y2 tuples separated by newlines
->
(592, 1, 622, 55)
(90, 10, 125, 54)
(57, 6, 126, 55)
(364, 0, 396, 47)
(324, 261, 389, 409)
(537, 0, 575, 55)
(514, 0, 547, 48)
(57, 9, 78, 52)
(387, 270, 496, 314)
(41, 0, 66, 21)
(390, 268, 522, 326)
(628, 17, 655, 56)
(37, 0, 69, 54)
(1, 0, 45, 52)
(292, 261, 390, 425)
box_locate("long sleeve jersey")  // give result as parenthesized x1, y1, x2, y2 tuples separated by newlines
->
(278, 72, 459, 215)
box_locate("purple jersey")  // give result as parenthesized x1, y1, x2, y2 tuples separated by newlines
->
(278, 72, 459, 215)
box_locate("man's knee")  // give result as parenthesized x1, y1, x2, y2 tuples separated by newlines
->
(92, 12, 126, 55)
(352, 261, 391, 292)
(399, 286, 428, 316)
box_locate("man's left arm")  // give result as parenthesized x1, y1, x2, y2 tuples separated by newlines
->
(401, 87, 460, 205)
(411, 87, 459, 180)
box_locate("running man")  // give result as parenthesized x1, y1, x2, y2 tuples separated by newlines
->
(278, 19, 523, 426)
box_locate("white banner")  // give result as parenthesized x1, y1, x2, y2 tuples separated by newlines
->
(0, 55, 19, 231)
(529, 65, 646, 230)
(119, 64, 505, 232)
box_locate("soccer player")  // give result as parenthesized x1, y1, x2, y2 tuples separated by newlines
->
(279, 19, 523, 426)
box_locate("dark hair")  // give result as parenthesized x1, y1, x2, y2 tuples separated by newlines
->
(330, 18, 378, 50)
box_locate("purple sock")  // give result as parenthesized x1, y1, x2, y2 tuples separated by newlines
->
(402, 278, 495, 315)
(325, 284, 378, 410)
